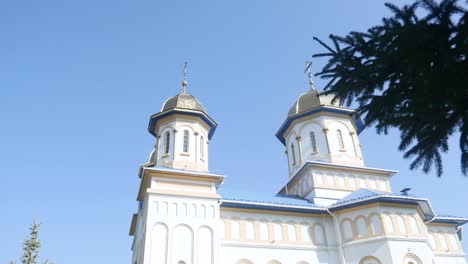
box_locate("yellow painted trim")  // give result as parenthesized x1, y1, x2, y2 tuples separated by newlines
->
(427, 222, 458, 227)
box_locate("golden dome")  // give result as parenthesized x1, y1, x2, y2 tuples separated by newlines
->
(161, 93, 207, 113)
(288, 89, 341, 116)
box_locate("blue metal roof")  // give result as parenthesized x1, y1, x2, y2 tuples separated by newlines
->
(218, 187, 467, 226)
(219, 188, 321, 208)
(219, 187, 326, 213)
(332, 188, 401, 205)
(329, 188, 436, 221)
(432, 215, 468, 225)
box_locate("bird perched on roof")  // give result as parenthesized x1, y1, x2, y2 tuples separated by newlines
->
(400, 188, 411, 196)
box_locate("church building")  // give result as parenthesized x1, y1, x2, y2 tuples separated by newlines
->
(129, 65, 468, 264)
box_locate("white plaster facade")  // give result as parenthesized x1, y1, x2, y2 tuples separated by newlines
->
(129, 87, 468, 264)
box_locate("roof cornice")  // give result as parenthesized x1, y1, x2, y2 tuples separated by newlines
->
(276, 106, 364, 146)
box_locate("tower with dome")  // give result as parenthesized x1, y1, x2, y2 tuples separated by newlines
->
(129, 65, 468, 264)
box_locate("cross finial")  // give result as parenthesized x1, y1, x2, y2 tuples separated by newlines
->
(304, 61, 315, 90)
(182, 62, 188, 93)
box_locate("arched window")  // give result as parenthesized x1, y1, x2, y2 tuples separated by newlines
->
(342, 219, 354, 241)
(313, 224, 326, 244)
(369, 215, 383, 235)
(428, 233, 436, 249)
(259, 222, 269, 240)
(164, 132, 170, 154)
(450, 234, 460, 250)
(273, 223, 283, 241)
(383, 214, 394, 233)
(356, 217, 367, 237)
(219, 220, 226, 239)
(288, 224, 297, 241)
(183, 130, 189, 152)
(231, 220, 240, 240)
(337, 129, 345, 150)
(301, 225, 312, 242)
(291, 144, 296, 164)
(200, 136, 205, 159)
(396, 215, 407, 233)
(408, 216, 419, 233)
(310, 132, 317, 152)
(245, 221, 255, 240)
(438, 233, 449, 250)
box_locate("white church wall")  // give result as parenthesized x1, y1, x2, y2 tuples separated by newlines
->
(142, 192, 220, 264)
(386, 240, 433, 263)
(342, 238, 392, 264)
(434, 255, 468, 264)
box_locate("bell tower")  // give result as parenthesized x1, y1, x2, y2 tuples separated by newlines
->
(276, 62, 395, 205)
(130, 64, 224, 264)
(147, 64, 217, 172)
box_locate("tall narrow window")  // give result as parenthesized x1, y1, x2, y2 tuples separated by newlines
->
(291, 144, 296, 164)
(200, 136, 205, 159)
(337, 129, 345, 150)
(310, 132, 317, 152)
(164, 132, 170, 154)
(183, 130, 189, 152)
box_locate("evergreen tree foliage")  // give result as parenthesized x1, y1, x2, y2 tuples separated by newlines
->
(10, 221, 53, 264)
(313, 0, 468, 176)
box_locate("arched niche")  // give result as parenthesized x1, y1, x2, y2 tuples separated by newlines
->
(197, 226, 214, 264)
(172, 224, 194, 264)
(359, 256, 383, 264)
(403, 253, 422, 264)
(149, 223, 168, 264)
(369, 214, 383, 235)
(340, 218, 354, 241)
(355, 216, 368, 237)
(267, 260, 282, 264)
(236, 259, 254, 264)
(312, 223, 326, 245)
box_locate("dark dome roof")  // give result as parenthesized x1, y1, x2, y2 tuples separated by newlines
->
(288, 89, 341, 116)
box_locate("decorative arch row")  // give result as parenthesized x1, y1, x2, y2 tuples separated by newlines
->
(221, 218, 327, 245)
(340, 212, 424, 242)
(428, 231, 462, 253)
(153, 201, 216, 219)
(359, 254, 422, 264)
(288, 171, 391, 197)
(149, 223, 214, 264)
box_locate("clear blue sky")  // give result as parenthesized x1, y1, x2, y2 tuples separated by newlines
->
(1, 1, 466, 263)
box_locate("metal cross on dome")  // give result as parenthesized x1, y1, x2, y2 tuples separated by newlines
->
(182, 62, 188, 94)
(304, 61, 315, 90)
